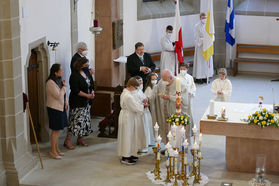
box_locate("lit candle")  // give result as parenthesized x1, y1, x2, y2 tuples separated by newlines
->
(199, 133, 202, 150)
(176, 78, 181, 93)
(167, 131, 172, 144)
(154, 122, 159, 138)
(165, 142, 172, 150)
(157, 150, 160, 160)
(193, 141, 199, 150)
(157, 135, 162, 148)
(192, 125, 198, 135)
(198, 151, 202, 158)
(183, 139, 188, 152)
(174, 149, 179, 174)
(184, 153, 187, 165)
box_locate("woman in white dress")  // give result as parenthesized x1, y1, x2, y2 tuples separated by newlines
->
(211, 68, 232, 102)
(135, 76, 155, 151)
(117, 78, 146, 165)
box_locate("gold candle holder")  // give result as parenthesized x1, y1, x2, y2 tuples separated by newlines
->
(197, 151, 203, 182)
(152, 147, 161, 180)
(183, 162, 189, 186)
(179, 151, 185, 180)
(165, 164, 171, 183)
(174, 173, 178, 186)
(190, 149, 196, 177)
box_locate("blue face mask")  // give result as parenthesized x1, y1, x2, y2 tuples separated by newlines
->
(82, 66, 89, 73)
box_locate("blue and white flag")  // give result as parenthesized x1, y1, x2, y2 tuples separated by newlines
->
(225, 0, 235, 46)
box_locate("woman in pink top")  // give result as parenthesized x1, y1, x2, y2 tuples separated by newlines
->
(46, 64, 69, 159)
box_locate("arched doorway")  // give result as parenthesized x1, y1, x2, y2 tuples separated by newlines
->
(27, 49, 40, 143)
(26, 42, 50, 143)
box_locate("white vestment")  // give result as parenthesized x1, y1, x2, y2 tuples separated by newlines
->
(178, 73, 196, 129)
(160, 35, 177, 75)
(136, 89, 155, 146)
(117, 89, 146, 157)
(193, 21, 214, 79)
(154, 78, 188, 143)
(211, 78, 232, 102)
(144, 86, 158, 129)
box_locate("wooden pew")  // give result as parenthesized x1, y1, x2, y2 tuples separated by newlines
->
(233, 44, 279, 76)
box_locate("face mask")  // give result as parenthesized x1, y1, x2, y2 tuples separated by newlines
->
(201, 19, 206, 24)
(167, 33, 172, 39)
(151, 80, 157, 85)
(138, 84, 143, 90)
(161, 80, 169, 86)
(82, 66, 89, 72)
(180, 70, 187, 75)
(82, 51, 88, 56)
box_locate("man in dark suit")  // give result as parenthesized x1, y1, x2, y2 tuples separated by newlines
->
(127, 42, 156, 86)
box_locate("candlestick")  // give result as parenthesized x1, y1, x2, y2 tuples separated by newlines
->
(209, 100, 215, 116)
(167, 131, 172, 144)
(193, 142, 199, 150)
(192, 125, 198, 134)
(154, 122, 159, 138)
(183, 139, 188, 152)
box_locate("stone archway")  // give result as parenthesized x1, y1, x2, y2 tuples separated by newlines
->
(25, 38, 50, 143)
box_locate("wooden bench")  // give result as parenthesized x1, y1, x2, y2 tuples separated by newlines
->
(233, 44, 279, 76)
(150, 46, 195, 73)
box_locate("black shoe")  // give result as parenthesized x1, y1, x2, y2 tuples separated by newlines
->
(121, 157, 136, 165)
(195, 79, 203, 84)
(130, 156, 138, 161)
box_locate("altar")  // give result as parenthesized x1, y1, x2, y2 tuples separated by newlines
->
(200, 102, 279, 175)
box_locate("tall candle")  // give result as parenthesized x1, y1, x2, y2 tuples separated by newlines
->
(167, 131, 172, 144)
(183, 139, 189, 152)
(193, 141, 199, 150)
(184, 153, 187, 164)
(157, 135, 162, 147)
(192, 125, 198, 135)
(176, 78, 181, 92)
(209, 100, 215, 116)
(154, 122, 159, 138)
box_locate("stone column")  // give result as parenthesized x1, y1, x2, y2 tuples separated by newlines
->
(0, 0, 37, 185)
(71, 0, 79, 55)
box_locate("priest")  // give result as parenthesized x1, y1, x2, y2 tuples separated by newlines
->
(154, 69, 188, 143)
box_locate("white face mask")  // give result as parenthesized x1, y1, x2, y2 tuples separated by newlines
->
(180, 70, 187, 76)
(131, 90, 137, 94)
(166, 33, 172, 39)
(151, 80, 157, 85)
(201, 19, 206, 24)
(82, 51, 88, 56)
(139, 84, 143, 90)
(161, 80, 169, 86)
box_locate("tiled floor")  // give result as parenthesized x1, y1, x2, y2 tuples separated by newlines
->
(21, 74, 279, 186)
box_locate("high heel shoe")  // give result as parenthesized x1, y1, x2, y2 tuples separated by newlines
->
(49, 152, 62, 159)
(63, 133, 75, 150)
(77, 137, 88, 147)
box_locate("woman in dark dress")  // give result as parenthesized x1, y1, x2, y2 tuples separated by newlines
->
(46, 64, 68, 159)
(66, 57, 94, 146)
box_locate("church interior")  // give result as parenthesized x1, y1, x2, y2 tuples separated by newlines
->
(1, 0, 279, 185)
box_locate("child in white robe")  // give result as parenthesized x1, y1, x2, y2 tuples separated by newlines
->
(211, 68, 232, 102)
(134, 76, 155, 151)
(117, 78, 146, 165)
(144, 73, 158, 130)
(178, 63, 196, 134)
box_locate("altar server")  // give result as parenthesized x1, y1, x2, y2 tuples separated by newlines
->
(154, 70, 188, 143)
(211, 68, 232, 102)
(117, 78, 146, 165)
(144, 73, 159, 127)
(160, 25, 177, 75)
(135, 76, 155, 149)
(193, 13, 214, 84)
(178, 63, 196, 129)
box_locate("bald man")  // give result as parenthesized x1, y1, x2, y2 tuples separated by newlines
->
(154, 70, 189, 144)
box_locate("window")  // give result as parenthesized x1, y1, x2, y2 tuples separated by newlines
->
(138, 0, 200, 20)
(235, 0, 279, 16)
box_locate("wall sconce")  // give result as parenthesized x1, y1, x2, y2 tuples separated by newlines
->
(89, 19, 103, 35)
(47, 41, 60, 51)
